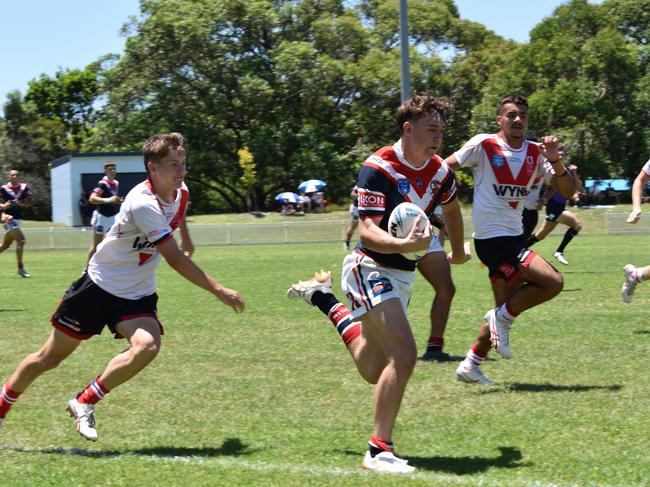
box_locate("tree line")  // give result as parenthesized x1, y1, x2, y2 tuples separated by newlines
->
(0, 0, 648, 218)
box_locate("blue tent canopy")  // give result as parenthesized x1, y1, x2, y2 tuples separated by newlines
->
(583, 179, 630, 192)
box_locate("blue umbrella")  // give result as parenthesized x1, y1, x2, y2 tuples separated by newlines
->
(275, 192, 301, 204)
(298, 179, 326, 193)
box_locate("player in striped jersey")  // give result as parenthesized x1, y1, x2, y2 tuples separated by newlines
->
(0, 169, 33, 277)
(289, 95, 470, 473)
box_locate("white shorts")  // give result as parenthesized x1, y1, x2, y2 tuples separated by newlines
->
(341, 251, 415, 319)
(91, 211, 116, 235)
(3, 218, 21, 231)
(423, 233, 444, 256)
(349, 204, 359, 221)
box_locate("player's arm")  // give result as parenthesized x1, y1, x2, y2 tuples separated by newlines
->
(627, 169, 650, 224)
(156, 236, 244, 312)
(89, 186, 121, 205)
(440, 199, 470, 264)
(444, 154, 460, 170)
(541, 136, 575, 198)
(178, 217, 195, 257)
(89, 193, 121, 205)
(359, 215, 431, 255)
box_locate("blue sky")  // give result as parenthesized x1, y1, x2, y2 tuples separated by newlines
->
(0, 0, 601, 113)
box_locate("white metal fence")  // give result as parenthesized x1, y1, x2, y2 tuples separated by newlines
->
(16, 211, 645, 251)
(605, 212, 650, 234)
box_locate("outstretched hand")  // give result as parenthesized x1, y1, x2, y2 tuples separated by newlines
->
(539, 135, 561, 162)
(218, 287, 245, 313)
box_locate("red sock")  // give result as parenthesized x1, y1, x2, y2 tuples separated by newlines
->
(369, 434, 394, 452)
(76, 377, 109, 405)
(0, 383, 21, 418)
(329, 304, 362, 346)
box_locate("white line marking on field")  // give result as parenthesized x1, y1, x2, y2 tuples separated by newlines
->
(0, 444, 618, 487)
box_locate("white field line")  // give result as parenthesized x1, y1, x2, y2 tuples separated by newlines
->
(0, 444, 621, 487)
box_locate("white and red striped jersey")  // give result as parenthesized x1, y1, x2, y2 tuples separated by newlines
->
(454, 132, 556, 239)
(87, 180, 189, 299)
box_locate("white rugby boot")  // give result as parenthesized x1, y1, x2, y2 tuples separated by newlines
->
(362, 450, 415, 474)
(484, 309, 512, 359)
(621, 264, 638, 304)
(66, 398, 98, 441)
(553, 252, 569, 265)
(287, 270, 333, 305)
(455, 360, 494, 385)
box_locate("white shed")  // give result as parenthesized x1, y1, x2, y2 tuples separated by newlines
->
(49, 152, 146, 227)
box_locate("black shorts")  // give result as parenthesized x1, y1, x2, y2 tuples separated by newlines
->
(51, 273, 162, 340)
(474, 235, 538, 284)
(545, 199, 566, 222)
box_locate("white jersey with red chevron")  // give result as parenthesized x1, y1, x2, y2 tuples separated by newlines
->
(87, 180, 189, 299)
(454, 132, 556, 239)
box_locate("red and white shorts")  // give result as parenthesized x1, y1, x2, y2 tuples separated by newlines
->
(341, 251, 415, 319)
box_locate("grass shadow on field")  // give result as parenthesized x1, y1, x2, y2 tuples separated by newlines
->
(480, 383, 622, 394)
(0, 308, 26, 312)
(633, 329, 650, 334)
(1, 437, 254, 459)
(339, 446, 526, 474)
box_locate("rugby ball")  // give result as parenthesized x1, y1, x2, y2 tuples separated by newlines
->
(388, 202, 429, 260)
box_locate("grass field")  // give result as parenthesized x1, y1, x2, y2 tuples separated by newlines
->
(1, 230, 649, 486)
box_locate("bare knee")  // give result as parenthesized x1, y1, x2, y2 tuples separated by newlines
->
(547, 271, 564, 298)
(359, 367, 381, 384)
(394, 346, 417, 376)
(436, 281, 455, 303)
(131, 338, 161, 362)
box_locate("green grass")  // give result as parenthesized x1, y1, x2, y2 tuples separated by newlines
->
(0, 230, 649, 486)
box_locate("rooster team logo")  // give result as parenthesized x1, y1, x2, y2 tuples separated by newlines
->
(429, 179, 442, 196)
(525, 155, 535, 175)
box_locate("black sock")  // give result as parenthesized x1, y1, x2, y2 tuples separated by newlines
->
(526, 235, 539, 247)
(557, 228, 579, 253)
(369, 436, 394, 457)
(311, 291, 341, 316)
